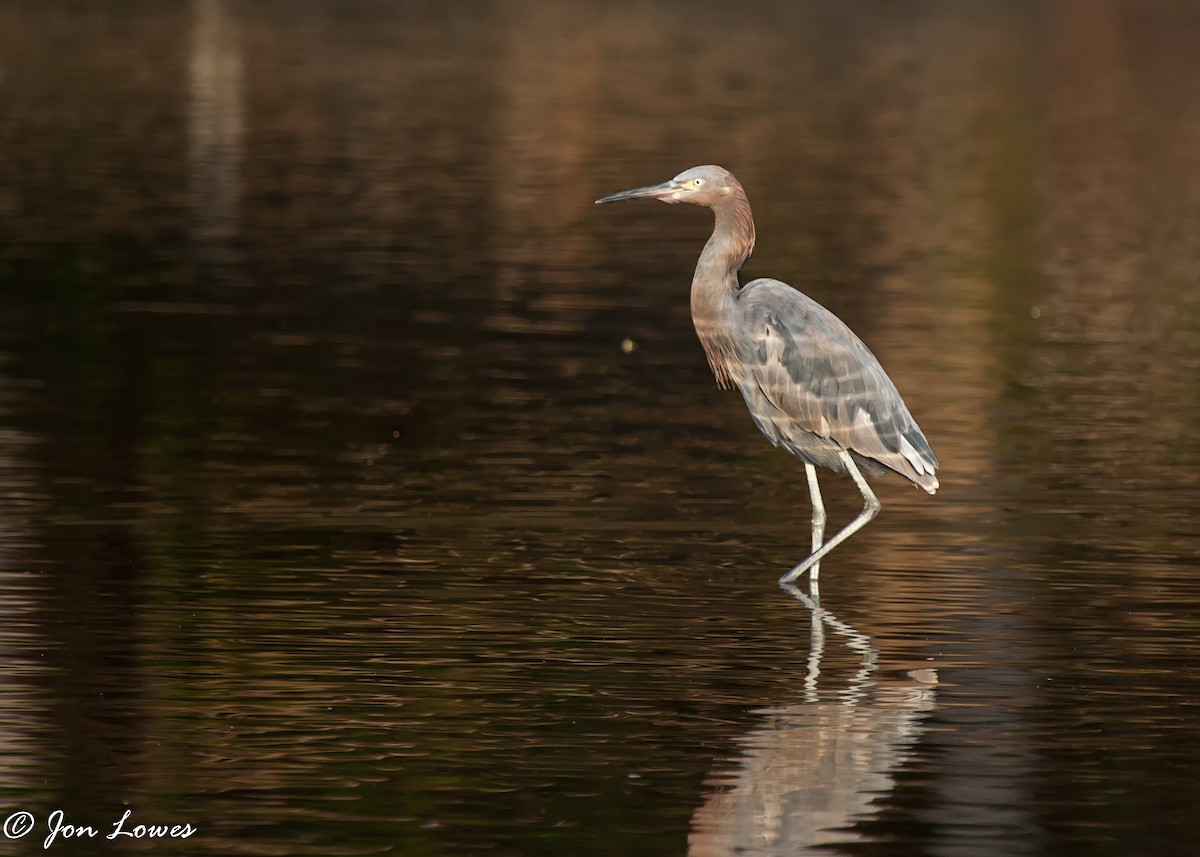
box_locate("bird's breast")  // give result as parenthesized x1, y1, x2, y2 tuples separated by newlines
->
(693, 320, 741, 390)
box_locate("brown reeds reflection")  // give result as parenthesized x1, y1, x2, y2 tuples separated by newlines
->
(0, 401, 47, 798)
(189, 0, 243, 251)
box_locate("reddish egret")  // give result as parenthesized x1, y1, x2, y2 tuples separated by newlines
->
(596, 165, 938, 584)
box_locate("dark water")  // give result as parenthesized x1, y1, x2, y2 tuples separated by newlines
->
(3, 1, 1200, 854)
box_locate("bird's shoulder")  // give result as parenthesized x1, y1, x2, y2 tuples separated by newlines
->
(736, 278, 872, 360)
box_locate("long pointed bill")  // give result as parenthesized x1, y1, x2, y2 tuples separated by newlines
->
(595, 180, 679, 204)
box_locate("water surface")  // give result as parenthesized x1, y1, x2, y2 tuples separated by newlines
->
(2, 1, 1200, 855)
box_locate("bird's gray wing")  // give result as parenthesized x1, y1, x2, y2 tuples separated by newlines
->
(736, 280, 938, 492)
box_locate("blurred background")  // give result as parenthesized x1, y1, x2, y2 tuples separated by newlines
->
(2, 0, 1200, 854)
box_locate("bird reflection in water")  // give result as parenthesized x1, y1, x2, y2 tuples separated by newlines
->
(688, 586, 937, 855)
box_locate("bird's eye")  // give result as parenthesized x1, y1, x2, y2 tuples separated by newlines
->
(693, 178, 704, 188)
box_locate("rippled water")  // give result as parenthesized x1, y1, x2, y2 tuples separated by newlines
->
(3, 1, 1200, 855)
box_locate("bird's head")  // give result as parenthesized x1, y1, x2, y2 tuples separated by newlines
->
(595, 165, 743, 208)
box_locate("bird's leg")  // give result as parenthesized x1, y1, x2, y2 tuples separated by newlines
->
(779, 451, 881, 585)
(804, 463, 826, 582)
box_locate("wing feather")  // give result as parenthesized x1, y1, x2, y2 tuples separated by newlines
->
(735, 279, 939, 492)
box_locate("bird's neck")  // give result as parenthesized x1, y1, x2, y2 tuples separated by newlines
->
(691, 192, 755, 389)
(695, 192, 756, 279)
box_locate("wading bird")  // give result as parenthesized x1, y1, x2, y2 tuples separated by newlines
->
(596, 166, 938, 584)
